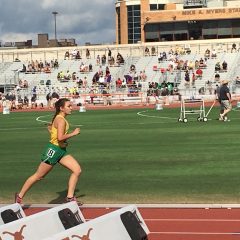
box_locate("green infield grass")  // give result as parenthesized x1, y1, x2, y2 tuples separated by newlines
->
(0, 106, 240, 204)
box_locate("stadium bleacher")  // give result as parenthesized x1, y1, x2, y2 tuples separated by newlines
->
(0, 39, 240, 107)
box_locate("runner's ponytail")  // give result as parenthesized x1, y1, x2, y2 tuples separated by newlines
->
(52, 98, 70, 123)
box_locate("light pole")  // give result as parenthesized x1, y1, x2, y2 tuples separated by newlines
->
(52, 11, 58, 40)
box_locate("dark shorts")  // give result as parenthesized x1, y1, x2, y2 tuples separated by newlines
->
(41, 143, 67, 165)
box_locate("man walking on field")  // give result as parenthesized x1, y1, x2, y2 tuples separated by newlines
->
(219, 80, 232, 121)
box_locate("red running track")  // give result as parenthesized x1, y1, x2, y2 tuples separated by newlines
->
(24, 207, 240, 240)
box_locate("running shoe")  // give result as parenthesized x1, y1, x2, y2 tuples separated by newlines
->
(65, 196, 83, 206)
(15, 193, 22, 204)
(219, 114, 224, 121)
(224, 117, 230, 122)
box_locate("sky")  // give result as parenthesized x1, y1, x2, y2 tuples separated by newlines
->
(0, 0, 116, 46)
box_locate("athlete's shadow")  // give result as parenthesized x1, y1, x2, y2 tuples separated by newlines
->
(48, 189, 86, 204)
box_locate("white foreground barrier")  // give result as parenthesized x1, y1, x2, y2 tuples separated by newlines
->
(0, 204, 25, 225)
(0, 202, 85, 240)
(44, 205, 149, 240)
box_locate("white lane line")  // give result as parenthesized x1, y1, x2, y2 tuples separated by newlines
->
(145, 218, 240, 222)
(36, 115, 52, 125)
(150, 231, 240, 235)
(36, 115, 83, 127)
(0, 127, 45, 131)
(85, 218, 240, 222)
(137, 110, 177, 120)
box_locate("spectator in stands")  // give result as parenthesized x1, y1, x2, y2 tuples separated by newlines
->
(96, 55, 100, 65)
(116, 77, 122, 89)
(231, 43, 237, 53)
(23, 80, 28, 88)
(215, 62, 221, 72)
(101, 54, 106, 65)
(64, 51, 70, 60)
(105, 66, 110, 76)
(86, 48, 90, 59)
(20, 64, 27, 73)
(145, 47, 150, 56)
(76, 77, 83, 87)
(44, 65, 51, 74)
(125, 74, 133, 85)
(107, 48, 112, 61)
(83, 76, 88, 88)
(192, 72, 196, 86)
(92, 72, 100, 84)
(235, 76, 240, 85)
(158, 52, 164, 62)
(71, 49, 78, 59)
(214, 73, 220, 82)
(76, 51, 81, 60)
(130, 64, 136, 72)
(79, 63, 88, 72)
(162, 51, 167, 60)
(167, 82, 173, 95)
(108, 56, 115, 66)
(139, 70, 147, 81)
(31, 94, 37, 109)
(188, 61, 194, 71)
(195, 60, 199, 69)
(32, 86, 37, 99)
(219, 80, 232, 121)
(102, 88, 112, 105)
(206, 80, 213, 94)
(184, 44, 191, 54)
(211, 49, 217, 58)
(15, 98, 82, 205)
(204, 49, 210, 59)
(51, 92, 60, 108)
(199, 58, 207, 68)
(89, 89, 96, 104)
(116, 52, 124, 64)
(215, 84, 221, 103)
(196, 68, 203, 79)
(98, 73, 105, 86)
(160, 80, 168, 89)
(53, 59, 59, 69)
(46, 92, 52, 109)
(65, 70, 71, 80)
(121, 79, 127, 88)
(184, 70, 190, 86)
(17, 95, 23, 109)
(173, 87, 180, 97)
(222, 60, 228, 71)
(72, 72, 77, 81)
(106, 74, 112, 87)
(21, 96, 28, 108)
(89, 63, 93, 72)
(198, 87, 205, 94)
(151, 46, 156, 56)
(18, 79, 23, 88)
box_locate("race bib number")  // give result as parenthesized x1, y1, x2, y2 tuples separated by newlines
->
(47, 148, 56, 158)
